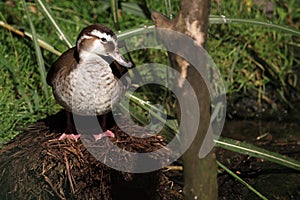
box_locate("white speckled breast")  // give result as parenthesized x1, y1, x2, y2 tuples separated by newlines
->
(53, 59, 124, 116)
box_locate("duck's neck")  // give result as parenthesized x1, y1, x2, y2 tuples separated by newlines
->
(78, 50, 106, 65)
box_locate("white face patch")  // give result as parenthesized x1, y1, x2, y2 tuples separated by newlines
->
(90, 30, 116, 45)
(77, 34, 92, 50)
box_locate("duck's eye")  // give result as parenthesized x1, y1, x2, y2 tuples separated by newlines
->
(100, 37, 107, 42)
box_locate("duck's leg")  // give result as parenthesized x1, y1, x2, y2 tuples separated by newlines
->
(93, 114, 115, 141)
(58, 111, 81, 141)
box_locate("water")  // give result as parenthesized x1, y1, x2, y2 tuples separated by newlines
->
(219, 119, 300, 199)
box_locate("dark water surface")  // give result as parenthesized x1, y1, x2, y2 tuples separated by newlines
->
(218, 118, 300, 199)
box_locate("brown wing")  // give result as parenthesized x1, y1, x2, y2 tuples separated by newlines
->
(47, 47, 78, 86)
(110, 60, 131, 88)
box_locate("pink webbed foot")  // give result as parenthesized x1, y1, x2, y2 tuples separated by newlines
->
(58, 133, 81, 142)
(93, 130, 115, 141)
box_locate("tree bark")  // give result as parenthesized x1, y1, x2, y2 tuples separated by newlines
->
(152, 0, 218, 199)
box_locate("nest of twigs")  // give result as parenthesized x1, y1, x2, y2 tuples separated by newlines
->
(0, 111, 183, 200)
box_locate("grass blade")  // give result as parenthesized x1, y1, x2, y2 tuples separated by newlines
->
(215, 137, 300, 171)
(124, 93, 179, 133)
(2, 63, 33, 113)
(110, 0, 120, 30)
(35, 0, 73, 48)
(0, 21, 61, 56)
(121, 2, 149, 18)
(209, 16, 300, 36)
(217, 160, 268, 200)
(21, 0, 49, 100)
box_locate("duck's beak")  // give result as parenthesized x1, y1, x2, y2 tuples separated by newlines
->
(109, 48, 132, 68)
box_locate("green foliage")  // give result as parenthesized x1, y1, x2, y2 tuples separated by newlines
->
(209, 1, 300, 106)
(0, 0, 299, 147)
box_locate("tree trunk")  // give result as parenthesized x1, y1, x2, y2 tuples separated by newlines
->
(152, 0, 218, 199)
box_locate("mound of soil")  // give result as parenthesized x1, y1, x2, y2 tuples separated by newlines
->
(0, 111, 182, 200)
